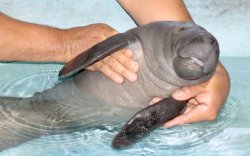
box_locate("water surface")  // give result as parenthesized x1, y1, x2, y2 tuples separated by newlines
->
(0, 57, 249, 156)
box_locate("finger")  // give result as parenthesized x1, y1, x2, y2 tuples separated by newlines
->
(188, 98, 199, 105)
(163, 105, 208, 128)
(172, 85, 205, 101)
(92, 61, 124, 84)
(111, 51, 139, 73)
(103, 56, 137, 82)
(86, 65, 96, 71)
(149, 97, 163, 105)
(122, 49, 133, 58)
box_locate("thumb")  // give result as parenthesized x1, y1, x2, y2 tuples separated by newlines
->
(163, 106, 207, 128)
(172, 85, 205, 101)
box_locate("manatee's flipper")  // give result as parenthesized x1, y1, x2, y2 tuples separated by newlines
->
(112, 97, 186, 149)
(59, 33, 138, 79)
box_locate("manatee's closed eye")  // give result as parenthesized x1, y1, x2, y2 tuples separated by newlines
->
(175, 26, 192, 33)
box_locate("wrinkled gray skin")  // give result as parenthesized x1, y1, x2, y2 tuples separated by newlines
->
(0, 21, 219, 151)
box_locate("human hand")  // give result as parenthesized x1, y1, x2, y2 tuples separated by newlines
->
(149, 62, 230, 128)
(63, 23, 139, 83)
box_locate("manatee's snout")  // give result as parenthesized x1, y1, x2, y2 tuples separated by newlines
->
(173, 29, 219, 80)
(173, 56, 204, 80)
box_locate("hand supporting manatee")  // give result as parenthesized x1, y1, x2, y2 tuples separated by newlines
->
(0, 13, 138, 82)
(63, 23, 139, 83)
(150, 62, 230, 127)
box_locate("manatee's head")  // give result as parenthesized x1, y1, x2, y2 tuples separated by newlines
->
(171, 24, 219, 80)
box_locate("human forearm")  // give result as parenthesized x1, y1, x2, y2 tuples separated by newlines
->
(0, 12, 65, 62)
(0, 12, 139, 83)
(118, 0, 193, 25)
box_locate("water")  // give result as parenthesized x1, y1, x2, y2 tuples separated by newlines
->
(0, 57, 249, 156)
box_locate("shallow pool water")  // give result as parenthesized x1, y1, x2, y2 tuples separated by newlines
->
(0, 57, 249, 156)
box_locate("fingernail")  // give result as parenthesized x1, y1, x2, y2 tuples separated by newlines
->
(125, 50, 133, 57)
(163, 123, 171, 128)
(173, 90, 185, 99)
(152, 97, 162, 104)
(131, 62, 139, 72)
(149, 101, 153, 105)
(128, 73, 137, 82)
(115, 76, 124, 84)
(152, 99, 158, 104)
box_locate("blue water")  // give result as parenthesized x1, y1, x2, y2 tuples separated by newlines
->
(0, 57, 249, 156)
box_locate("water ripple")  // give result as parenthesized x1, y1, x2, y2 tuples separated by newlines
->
(0, 63, 62, 97)
(0, 62, 242, 156)
(0, 98, 238, 156)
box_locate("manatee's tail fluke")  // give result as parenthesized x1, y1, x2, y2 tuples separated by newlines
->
(112, 97, 186, 149)
(0, 97, 44, 151)
(0, 79, 128, 152)
(58, 33, 138, 79)
(0, 94, 72, 152)
(0, 80, 70, 151)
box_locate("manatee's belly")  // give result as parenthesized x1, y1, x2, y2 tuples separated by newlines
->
(0, 75, 144, 133)
(74, 71, 150, 109)
(0, 66, 179, 135)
